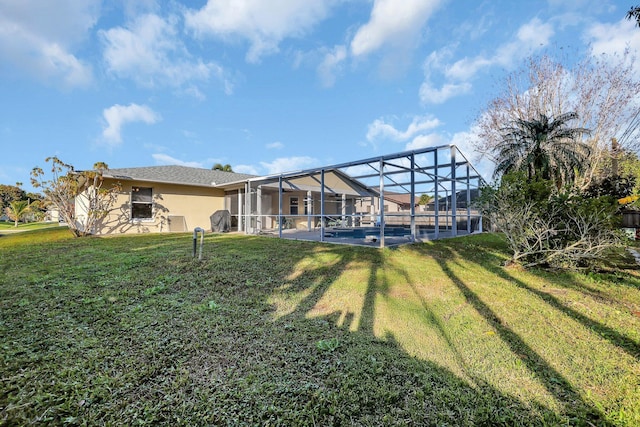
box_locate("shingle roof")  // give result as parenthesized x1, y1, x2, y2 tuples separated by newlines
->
(102, 165, 255, 187)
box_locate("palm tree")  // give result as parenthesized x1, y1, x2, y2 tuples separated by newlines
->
(5, 200, 31, 227)
(212, 163, 233, 172)
(627, 6, 640, 27)
(493, 112, 591, 187)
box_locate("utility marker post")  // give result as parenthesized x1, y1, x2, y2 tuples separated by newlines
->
(193, 227, 205, 261)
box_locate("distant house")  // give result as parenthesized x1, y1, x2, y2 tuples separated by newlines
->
(45, 207, 60, 222)
(379, 191, 420, 211)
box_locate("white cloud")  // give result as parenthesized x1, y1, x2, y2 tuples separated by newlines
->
(101, 103, 160, 146)
(143, 142, 169, 152)
(494, 18, 554, 66)
(182, 130, 198, 139)
(586, 18, 640, 58)
(234, 164, 260, 175)
(420, 17, 554, 104)
(350, 0, 443, 57)
(260, 156, 317, 174)
(266, 141, 284, 150)
(0, 0, 96, 87)
(299, 0, 441, 86)
(444, 57, 492, 81)
(367, 115, 441, 142)
(185, 0, 334, 63)
(152, 154, 204, 168)
(450, 127, 493, 181)
(404, 133, 446, 151)
(100, 13, 230, 94)
(419, 81, 472, 104)
(317, 45, 347, 87)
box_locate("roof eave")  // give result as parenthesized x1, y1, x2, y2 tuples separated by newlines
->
(102, 175, 226, 189)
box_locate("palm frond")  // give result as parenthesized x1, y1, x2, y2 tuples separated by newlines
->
(492, 112, 591, 186)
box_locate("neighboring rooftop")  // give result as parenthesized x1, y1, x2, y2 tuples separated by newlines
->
(103, 165, 256, 188)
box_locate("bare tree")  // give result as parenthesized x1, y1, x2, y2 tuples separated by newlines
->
(475, 50, 640, 188)
(31, 157, 121, 237)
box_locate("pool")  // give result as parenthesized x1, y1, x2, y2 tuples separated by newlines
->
(327, 226, 410, 238)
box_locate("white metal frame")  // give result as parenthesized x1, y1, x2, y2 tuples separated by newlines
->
(227, 144, 485, 248)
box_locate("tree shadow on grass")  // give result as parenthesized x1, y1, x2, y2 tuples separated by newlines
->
(403, 241, 609, 425)
(430, 238, 640, 361)
(505, 263, 640, 361)
(241, 240, 601, 425)
(260, 243, 567, 425)
(0, 233, 608, 425)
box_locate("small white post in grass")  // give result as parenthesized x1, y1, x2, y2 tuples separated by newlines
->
(193, 227, 205, 261)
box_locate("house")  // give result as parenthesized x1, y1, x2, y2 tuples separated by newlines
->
(85, 165, 385, 235)
(82, 166, 254, 234)
(80, 145, 484, 247)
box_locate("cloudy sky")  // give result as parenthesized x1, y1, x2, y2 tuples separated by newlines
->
(1, 0, 638, 190)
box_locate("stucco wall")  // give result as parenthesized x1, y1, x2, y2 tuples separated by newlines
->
(96, 179, 225, 234)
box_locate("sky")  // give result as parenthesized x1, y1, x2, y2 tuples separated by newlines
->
(1, 0, 639, 192)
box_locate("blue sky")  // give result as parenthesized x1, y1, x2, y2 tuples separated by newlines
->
(1, 0, 638, 192)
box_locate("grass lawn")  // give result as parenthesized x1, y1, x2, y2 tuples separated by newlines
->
(1, 228, 639, 426)
(0, 221, 64, 232)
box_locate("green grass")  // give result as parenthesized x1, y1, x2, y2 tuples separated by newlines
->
(1, 229, 639, 426)
(0, 221, 63, 232)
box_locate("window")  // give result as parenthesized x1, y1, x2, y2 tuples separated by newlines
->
(304, 197, 312, 215)
(131, 187, 153, 220)
(289, 196, 299, 215)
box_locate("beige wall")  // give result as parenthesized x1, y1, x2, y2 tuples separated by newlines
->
(95, 179, 226, 234)
(283, 172, 357, 194)
(258, 190, 406, 230)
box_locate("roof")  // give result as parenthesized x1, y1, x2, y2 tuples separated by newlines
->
(383, 192, 419, 206)
(228, 168, 377, 197)
(102, 165, 256, 188)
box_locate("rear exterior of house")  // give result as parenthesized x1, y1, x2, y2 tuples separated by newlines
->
(77, 166, 253, 235)
(218, 145, 485, 247)
(77, 145, 484, 247)
(220, 169, 382, 233)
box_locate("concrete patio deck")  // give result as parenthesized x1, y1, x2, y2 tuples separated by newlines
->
(257, 227, 473, 247)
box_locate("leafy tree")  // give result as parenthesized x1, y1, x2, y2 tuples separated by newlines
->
(212, 163, 233, 172)
(584, 146, 640, 205)
(0, 184, 26, 210)
(582, 175, 635, 200)
(5, 200, 31, 227)
(31, 157, 121, 237)
(418, 194, 433, 206)
(475, 51, 640, 189)
(493, 112, 591, 187)
(627, 6, 640, 27)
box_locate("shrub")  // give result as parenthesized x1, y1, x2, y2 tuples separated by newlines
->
(476, 173, 622, 269)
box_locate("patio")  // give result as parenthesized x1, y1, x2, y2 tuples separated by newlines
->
(222, 144, 485, 248)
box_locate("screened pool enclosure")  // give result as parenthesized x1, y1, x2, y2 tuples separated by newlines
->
(222, 145, 485, 247)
